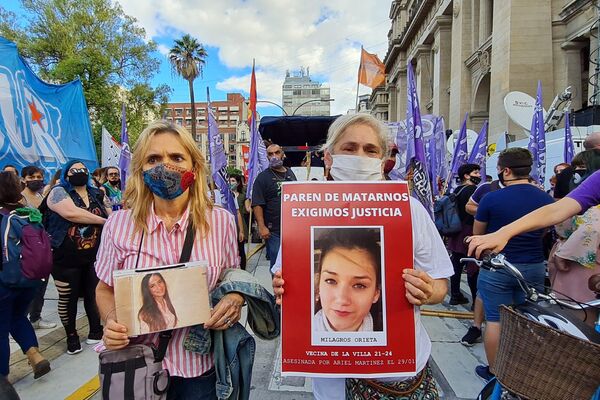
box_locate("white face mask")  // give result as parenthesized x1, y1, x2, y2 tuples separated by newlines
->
(329, 154, 383, 181)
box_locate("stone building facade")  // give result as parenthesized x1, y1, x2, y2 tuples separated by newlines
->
(382, 0, 597, 142)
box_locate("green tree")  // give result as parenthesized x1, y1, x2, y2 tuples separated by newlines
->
(0, 0, 171, 151)
(169, 34, 207, 138)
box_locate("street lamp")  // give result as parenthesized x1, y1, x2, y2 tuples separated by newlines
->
(256, 100, 288, 115)
(292, 98, 335, 116)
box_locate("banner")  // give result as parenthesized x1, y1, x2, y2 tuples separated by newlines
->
(528, 81, 546, 185)
(118, 103, 130, 189)
(405, 62, 433, 217)
(245, 60, 269, 198)
(447, 113, 469, 191)
(467, 120, 488, 182)
(280, 181, 416, 377)
(207, 88, 237, 215)
(564, 111, 574, 164)
(101, 126, 121, 167)
(358, 47, 386, 89)
(0, 37, 97, 176)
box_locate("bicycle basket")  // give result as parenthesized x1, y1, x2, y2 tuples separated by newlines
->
(495, 305, 600, 400)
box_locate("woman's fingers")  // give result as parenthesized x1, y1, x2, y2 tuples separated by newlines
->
(272, 271, 284, 305)
(103, 319, 129, 349)
(402, 270, 433, 306)
(205, 295, 243, 329)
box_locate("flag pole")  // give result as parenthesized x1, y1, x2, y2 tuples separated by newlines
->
(247, 206, 253, 256)
(355, 46, 363, 113)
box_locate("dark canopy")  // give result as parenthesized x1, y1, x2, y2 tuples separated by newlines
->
(258, 115, 340, 166)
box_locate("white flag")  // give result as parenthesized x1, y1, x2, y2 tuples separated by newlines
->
(102, 126, 121, 167)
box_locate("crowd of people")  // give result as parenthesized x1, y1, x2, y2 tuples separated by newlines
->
(0, 114, 599, 400)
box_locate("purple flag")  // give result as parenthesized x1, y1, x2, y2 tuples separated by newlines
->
(245, 110, 269, 198)
(406, 62, 433, 217)
(447, 113, 469, 191)
(564, 111, 574, 164)
(468, 120, 488, 183)
(528, 81, 546, 185)
(207, 88, 237, 216)
(430, 117, 447, 196)
(118, 103, 130, 189)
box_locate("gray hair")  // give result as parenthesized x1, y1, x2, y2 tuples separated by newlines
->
(321, 114, 390, 158)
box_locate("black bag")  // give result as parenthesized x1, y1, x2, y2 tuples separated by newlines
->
(98, 223, 195, 400)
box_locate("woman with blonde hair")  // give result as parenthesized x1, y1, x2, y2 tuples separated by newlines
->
(95, 120, 242, 399)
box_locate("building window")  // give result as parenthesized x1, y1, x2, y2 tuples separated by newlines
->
(176, 118, 183, 125)
(312, 89, 320, 95)
(293, 89, 301, 95)
(175, 108, 182, 116)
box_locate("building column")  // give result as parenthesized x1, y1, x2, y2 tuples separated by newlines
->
(449, 0, 473, 129)
(388, 83, 398, 121)
(414, 45, 432, 116)
(561, 41, 586, 111)
(432, 16, 453, 123)
(396, 68, 407, 120)
(479, 0, 491, 46)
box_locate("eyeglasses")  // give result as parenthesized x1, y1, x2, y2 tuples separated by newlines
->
(108, 173, 119, 177)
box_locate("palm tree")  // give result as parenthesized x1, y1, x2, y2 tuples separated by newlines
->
(168, 34, 208, 137)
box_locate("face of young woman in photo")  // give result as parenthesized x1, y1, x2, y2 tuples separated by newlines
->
(318, 247, 380, 331)
(148, 275, 166, 298)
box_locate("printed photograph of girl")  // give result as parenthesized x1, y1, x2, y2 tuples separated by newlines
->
(138, 272, 178, 333)
(313, 227, 384, 332)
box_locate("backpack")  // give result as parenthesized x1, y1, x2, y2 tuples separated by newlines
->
(433, 186, 468, 236)
(0, 208, 53, 288)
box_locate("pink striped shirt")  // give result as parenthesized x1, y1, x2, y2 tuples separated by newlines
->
(95, 205, 239, 378)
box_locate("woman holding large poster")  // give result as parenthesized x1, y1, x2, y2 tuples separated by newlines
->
(274, 113, 454, 399)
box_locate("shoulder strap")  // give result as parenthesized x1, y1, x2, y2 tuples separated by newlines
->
(153, 221, 195, 362)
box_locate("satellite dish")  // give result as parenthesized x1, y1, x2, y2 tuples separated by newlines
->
(504, 91, 548, 131)
(446, 129, 479, 154)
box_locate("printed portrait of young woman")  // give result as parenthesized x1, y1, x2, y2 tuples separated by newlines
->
(312, 227, 384, 333)
(137, 272, 179, 334)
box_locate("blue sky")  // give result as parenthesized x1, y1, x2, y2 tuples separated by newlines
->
(6, 0, 391, 117)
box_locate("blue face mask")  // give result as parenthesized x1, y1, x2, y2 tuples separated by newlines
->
(143, 164, 195, 200)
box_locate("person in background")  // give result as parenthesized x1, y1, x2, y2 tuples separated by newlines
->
(447, 163, 481, 306)
(44, 161, 110, 355)
(230, 174, 248, 270)
(471, 148, 554, 382)
(583, 131, 600, 150)
(42, 169, 62, 198)
(272, 113, 452, 399)
(251, 144, 297, 269)
(103, 166, 123, 210)
(96, 121, 242, 399)
(20, 166, 57, 330)
(2, 165, 19, 176)
(0, 172, 51, 380)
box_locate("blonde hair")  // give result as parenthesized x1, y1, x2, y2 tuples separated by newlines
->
(321, 114, 389, 158)
(123, 120, 212, 236)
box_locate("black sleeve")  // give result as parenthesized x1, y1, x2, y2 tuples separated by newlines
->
(251, 173, 266, 207)
(456, 185, 477, 222)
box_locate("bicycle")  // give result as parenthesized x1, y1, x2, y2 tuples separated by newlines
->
(459, 251, 600, 400)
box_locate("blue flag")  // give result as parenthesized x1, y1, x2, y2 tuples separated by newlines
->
(118, 103, 130, 189)
(564, 111, 574, 164)
(0, 37, 97, 176)
(207, 88, 237, 216)
(468, 120, 488, 183)
(528, 81, 546, 185)
(406, 62, 433, 217)
(447, 113, 469, 191)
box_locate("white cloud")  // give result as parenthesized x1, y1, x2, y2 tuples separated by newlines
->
(119, 0, 390, 114)
(156, 44, 170, 57)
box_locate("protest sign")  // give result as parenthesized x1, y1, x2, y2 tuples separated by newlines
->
(280, 181, 416, 378)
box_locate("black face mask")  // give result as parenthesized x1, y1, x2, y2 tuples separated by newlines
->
(68, 172, 89, 187)
(25, 180, 44, 192)
(469, 176, 482, 185)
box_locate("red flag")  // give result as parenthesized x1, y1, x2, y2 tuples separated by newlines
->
(358, 48, 386, 89)
(247, 60, 257, 125)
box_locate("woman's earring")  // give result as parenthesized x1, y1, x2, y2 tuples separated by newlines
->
(315, 294, 320, 302)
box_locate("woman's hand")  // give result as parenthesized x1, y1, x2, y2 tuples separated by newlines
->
(103, 319, 130, 350)
(205, 293, 244, 330)
(272, 271, 284, 305)
(238, 230, 245, 243)
(467, 231, 510, 258)
(403, 269, 434, 306)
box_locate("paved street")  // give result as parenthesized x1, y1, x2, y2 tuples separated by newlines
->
(10, 244, 486, 399)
